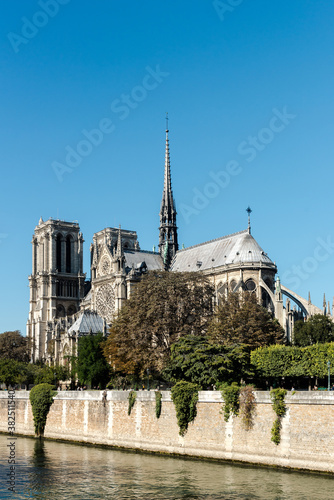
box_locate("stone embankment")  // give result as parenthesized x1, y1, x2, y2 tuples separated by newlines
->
(1, 390, 334, 473)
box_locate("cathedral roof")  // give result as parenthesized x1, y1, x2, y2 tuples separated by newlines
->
(68, 310, 104, 335)
(124, 250, 163, 271)
(170, 229, 275, 272)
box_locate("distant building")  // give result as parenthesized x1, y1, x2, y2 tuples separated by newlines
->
(27, 122, 324, 364)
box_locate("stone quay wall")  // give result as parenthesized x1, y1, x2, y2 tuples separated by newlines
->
(1, 390, 334, 473)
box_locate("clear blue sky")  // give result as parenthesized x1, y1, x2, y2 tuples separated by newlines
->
(1, 0, 334, 334)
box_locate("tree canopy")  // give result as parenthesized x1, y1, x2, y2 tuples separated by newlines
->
(163, 335, 250, 388)
(0, 359, 69, 389)
(208, 291, 284, 349)
(0, 330, 29, 362)
(103, 271, 214, 376)
(0, 359, 26, 388)
(77, 333, 111, 388)
(293, 314, 334, 347)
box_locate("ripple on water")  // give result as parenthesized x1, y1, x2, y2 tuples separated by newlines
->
(0, 435, 334, 500)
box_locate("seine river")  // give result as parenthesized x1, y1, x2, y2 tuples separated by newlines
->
(0, 434, 333, 499)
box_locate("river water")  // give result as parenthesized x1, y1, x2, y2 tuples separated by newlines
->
(0, 434, 333, 499)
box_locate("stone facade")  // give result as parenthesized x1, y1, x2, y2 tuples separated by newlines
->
(26, 219, 86, 362)
(1, 391, 334, 473)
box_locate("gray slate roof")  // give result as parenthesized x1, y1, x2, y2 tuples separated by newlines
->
(171, 230, 275, 272)
(124, 250, 163, 271)
(68, 310, 104, 335)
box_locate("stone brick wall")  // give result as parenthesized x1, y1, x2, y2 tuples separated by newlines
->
(1, 390, 334, 473)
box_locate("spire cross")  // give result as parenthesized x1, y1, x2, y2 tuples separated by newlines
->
(246, 206, 252, 233)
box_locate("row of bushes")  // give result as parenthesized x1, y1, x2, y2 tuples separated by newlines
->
(251, 342, 334, 378)
(0, 359, 69, 389)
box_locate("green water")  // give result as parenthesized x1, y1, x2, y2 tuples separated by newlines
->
(0, 434, 333, 499)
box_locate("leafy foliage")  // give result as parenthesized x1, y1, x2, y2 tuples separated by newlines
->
(271, 418, 281, 445)
(301, 343, 334, 377)
(0, 331, 29, 362)
(155, 391, 162, 418)
(77, 333, 111, 388)
(34, 364, 69, 386)
(103, 271, 214, 376)
(251, 343, 334, 378)
(171, 380, 199, 436)
(29, 384, 57, 437)
(128, 390, 136, 415)
(251, 345, 304, 378)
(0, 359, 26, 388)
(107, 373, 131, 390)
(163, 335, 250, 388)
(21, 363, 42, 388)
(220, 383, 240, 422)
(239, 385, 256, 430)
(294, 315, 334, 347)
(271, 388, 287, 417)
(270, 388, 287, 445)
(208, 291, 284, 349)
(0, 359, 69, 389)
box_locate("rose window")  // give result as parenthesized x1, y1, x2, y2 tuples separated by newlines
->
(96, 284, 115, 322)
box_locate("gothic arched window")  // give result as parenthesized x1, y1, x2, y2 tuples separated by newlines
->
(66, 235, 72, 273)
(56, 304, 65, 318)
(217, 283, 228, 304)
(56, 234, 62, 271)
(67, 305, 76, 316)
(230, 280, 237, 292)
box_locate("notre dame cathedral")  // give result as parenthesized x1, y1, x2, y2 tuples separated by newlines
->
(26, 123, 324, 364)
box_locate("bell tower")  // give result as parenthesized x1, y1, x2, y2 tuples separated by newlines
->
(26, 217, 85, 362)
(159, 115, 178, 269)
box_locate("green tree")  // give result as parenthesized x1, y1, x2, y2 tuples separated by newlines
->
(293, 314, 334, 347)
(163, 335, 250, 388)
(251, 344, 304, 380)
(22, 363, 43, 388)
(103, 271, 214, 376)
(0, 331, 29, 362)
(34, 364, 69, 387)
(77, 333, 110, 388)
(208, 291, 284, 349)
(0, 359, 26, 388)
(301, 342, 334, 378)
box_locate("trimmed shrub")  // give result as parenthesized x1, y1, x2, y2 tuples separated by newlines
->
(29, 384, 56, 437)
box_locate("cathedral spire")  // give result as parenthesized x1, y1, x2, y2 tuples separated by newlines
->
(246, 206, 252, 234)
(116, 224, 122, 257)
(159, 114, 178, 269)
(115, 224, 125, 274)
